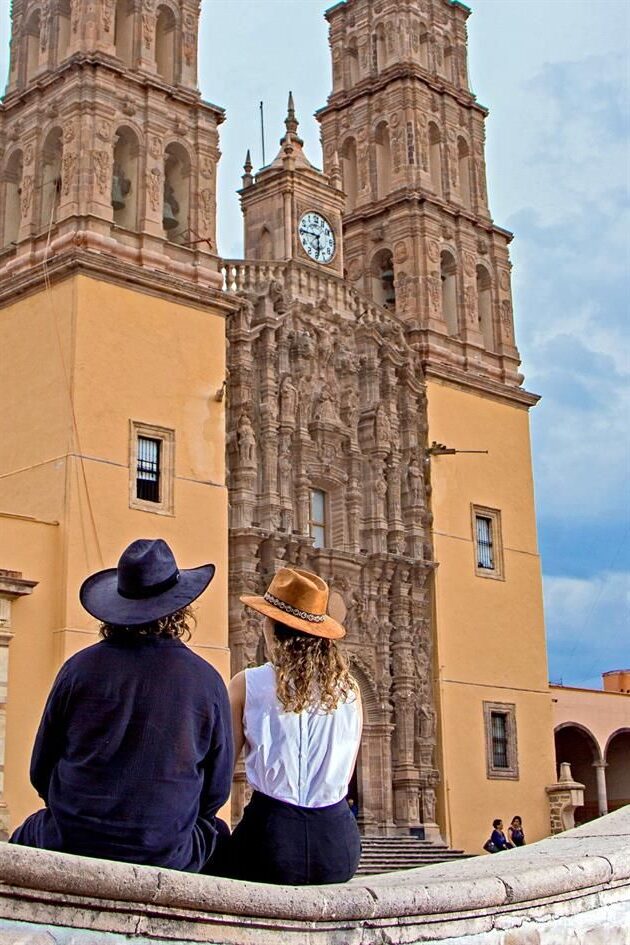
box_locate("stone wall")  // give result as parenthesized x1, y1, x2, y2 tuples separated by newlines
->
(0, 807, 628, 943)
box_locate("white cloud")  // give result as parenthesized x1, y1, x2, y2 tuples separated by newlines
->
(544, 570, 630, 686)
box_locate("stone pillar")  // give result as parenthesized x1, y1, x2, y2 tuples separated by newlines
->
(0, 569, 38, 839)
(593, 760, 609, 817)
(546, 762, 585, 835)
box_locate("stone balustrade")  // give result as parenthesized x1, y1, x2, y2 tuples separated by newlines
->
(0, 807, 628, 943)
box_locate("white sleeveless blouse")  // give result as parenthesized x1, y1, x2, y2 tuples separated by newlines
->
(243, 662, 362, 808)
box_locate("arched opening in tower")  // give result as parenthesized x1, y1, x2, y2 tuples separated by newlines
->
(112, 126, 140, 231)
(476, 264, 494, 350)
(428, 123, 443, 197)
(115, 0, 133, 66)
(40, 128, 63, 231)
(57, 0, 71, 64)
(458, 137, 471, 209)
(25, 10, 41, 84)
(2, 150, 24, 248)
(163, 142, 190, 243)
(156, 5, 177, 84)
(440, 250, 458, 335)
(375, 122, 392, 200)
(372, 249, 396, 310)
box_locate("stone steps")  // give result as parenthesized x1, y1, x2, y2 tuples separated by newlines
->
(357, 837, 469, 874)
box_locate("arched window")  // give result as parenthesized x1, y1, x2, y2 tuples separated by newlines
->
(419, 26, 429, 69)
(115, 0, 133, 66)
(458, 137, 471, 208)
(476, 265, 493, 349)
(555, 725, 602, 824)
(2, 150, 24, 248)
(428, 123, 442, 196)
(112, 126, 140, 230)
(25, 10, 41, 83)
(372, 25, 386, 73)
(374, 122, 392, 199)
(309, 489, 327, 548)
(156, 5, 177, 84)
(163, 142, 190, 242)
(347, 40, 359, 87)
(372, 249, 395, 310)
(444, 44, 454, 83)
(57, 0, 71, 64)
(440, 250, 458, 334)
(259, 226, 273, 259)
(341, 138, 358, 210)
(40, 128, 63, 230)
(605, 730, 630, 814)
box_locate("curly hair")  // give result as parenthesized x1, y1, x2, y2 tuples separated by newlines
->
(271, 620, 357, 713)
(100, 606, 196, 642)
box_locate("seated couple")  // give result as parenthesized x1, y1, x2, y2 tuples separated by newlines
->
(10, 539, 362, 886)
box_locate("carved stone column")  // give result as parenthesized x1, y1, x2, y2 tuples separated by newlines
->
(0, 569, 38, 839)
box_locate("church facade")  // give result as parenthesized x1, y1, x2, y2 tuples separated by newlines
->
(0, 0, 557, 855)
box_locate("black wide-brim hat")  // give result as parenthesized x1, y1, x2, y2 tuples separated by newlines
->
(80, 538, 215, 626)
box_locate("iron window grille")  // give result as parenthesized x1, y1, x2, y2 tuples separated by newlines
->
(476, 515, 494, 569)
(491, 712, 509, 768)
(136, 436, 161, 503)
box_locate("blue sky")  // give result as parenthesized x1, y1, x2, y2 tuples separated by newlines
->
(1, 1, 628, 687)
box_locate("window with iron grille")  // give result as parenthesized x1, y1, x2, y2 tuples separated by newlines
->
(476, 515, 494, 569)
(136, 436, 161, 503)
(309, 489, 327, 549)
(483, 701, 518, 779)
(129, 422, 175, 515)
(491, 712, 509, 768)
(472, 505, 504, 579)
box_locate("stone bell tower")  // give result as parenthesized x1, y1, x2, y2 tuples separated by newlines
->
(317, 0, 522, 387)
(1, 0, 222, 285)
(0, 1, 234, 833)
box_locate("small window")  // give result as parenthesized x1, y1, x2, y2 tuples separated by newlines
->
(309, 489, 327, 548)
(129, 422, 175, 515)
(491, 712, 508, 768)
(484, 701, 518, 779)
(472, 505, 504, 580)
(136, 436, 161, 503)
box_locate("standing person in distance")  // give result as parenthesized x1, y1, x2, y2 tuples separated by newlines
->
(10, 539, 233, 873)
(508, 815, 526, 847)
(225, 567, 363, 885)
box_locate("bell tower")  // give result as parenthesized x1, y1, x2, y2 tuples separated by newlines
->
(1, 0, 221, 286)
(240, 94, 345, 276)
(317, 0, 522, 387)
(0, 0, 234, 833)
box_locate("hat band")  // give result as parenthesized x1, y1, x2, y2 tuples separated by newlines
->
(118, 569, 180, 600)
(263, 591, 326, 624)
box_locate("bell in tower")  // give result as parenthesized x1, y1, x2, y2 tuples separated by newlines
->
(162, 180, 180, 232)
(111, 163, 131, 212)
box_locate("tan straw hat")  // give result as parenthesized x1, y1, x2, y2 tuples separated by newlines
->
(240, 568, 345, 640)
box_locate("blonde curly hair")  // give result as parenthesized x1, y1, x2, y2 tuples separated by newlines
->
(271, 620, 357, 713)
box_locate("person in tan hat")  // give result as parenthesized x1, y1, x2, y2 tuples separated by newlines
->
(220, 567, 363, 885)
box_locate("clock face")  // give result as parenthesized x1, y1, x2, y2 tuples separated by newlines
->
(298, 212, 336, 264)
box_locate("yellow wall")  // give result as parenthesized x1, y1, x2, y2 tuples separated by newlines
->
(0, 274, 228, 830)
(427, 376, 556, 854)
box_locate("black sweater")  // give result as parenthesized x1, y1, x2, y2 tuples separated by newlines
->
(30, 636, 233, 871)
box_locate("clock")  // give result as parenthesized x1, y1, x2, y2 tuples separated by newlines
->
(298, 212, 336, 264)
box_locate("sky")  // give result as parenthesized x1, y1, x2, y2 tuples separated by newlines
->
(1, 0, 628, 688)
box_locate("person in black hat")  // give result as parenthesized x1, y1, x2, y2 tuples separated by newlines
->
(9, 539, 233, 873)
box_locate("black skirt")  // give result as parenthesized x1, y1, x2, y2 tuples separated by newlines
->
(219, 791, 362, 885)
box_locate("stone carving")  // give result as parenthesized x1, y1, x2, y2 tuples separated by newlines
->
(102, 0, 115, 33)
(24, 143, 34, 166)
(40, 0, 50, 51)
(20, 175, 34, 218)
(464, 285, 477, 326)
(62, 152, 77, 196)
(148, 166, 162, 212)
(200, 189, 214, 232)
(426, 271, 440, 315)
(237, 414, 257, 467)
(183, 14, 196, 66)
(92, 150, 109, 196)
(142, 14, 154, 50)
(70, 0, 81, 34)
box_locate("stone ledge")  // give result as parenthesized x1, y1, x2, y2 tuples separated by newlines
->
(0, 807, 628, 943)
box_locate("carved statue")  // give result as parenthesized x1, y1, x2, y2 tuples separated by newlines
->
(237, 414, 257, 468)
(280, 375, 297, 423)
